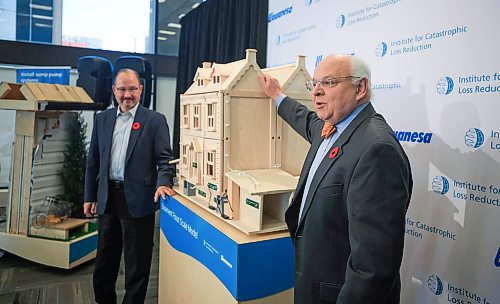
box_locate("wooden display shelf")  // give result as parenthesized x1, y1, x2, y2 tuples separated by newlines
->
(30, 218, 89, 240)
(176, 169, 294, 235)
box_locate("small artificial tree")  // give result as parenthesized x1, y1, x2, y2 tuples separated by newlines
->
(58, 111, 88, 218)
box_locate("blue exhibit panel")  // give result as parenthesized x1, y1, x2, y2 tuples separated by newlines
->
(69, 233, 98, 263)
(160, 196, 294, 301)
(238, 238, 294, 301)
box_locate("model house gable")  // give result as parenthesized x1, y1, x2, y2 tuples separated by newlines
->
(262, 55, 311, 99)
(263, 55, 312, 176)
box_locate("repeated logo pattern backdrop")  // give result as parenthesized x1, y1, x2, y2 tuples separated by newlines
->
(267, 0, 499, 303)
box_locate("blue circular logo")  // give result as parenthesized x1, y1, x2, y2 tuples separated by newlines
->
(464, 128, 485, 148)
(336, 14, 345, 28)
(375, 42, 387, 57)
(432, 176, 449, 195)
(436, 77, 454, 95)
(428, 275, 443, 296)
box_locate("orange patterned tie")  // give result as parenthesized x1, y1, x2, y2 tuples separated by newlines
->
(321, 122, 337, 139)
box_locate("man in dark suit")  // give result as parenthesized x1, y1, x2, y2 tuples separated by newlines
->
(259, 54, 412, 303)
(84, 68, 175, 304)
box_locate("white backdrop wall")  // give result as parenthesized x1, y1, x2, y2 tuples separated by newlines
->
(267, 0, 499, 303)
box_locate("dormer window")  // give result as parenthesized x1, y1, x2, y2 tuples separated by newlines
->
(197, 79, 204, 86)
(213, 75, 220, 83)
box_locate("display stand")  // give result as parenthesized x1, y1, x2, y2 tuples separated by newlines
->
(159, 192, 294, 304)
(0, 82, 97, 269)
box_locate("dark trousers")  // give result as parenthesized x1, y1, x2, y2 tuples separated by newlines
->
(93, 184, 155, 304)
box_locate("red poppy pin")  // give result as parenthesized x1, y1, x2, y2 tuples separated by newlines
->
(329, 146, 339, 159)
(132, 122, 141, 130)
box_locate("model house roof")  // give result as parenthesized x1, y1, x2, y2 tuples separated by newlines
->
(262, 55, 310, 94)
(184, 49, 262, 95)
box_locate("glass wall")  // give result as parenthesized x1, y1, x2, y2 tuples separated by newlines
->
(62, 0, 154, 53)
(0, 0, 155, 54)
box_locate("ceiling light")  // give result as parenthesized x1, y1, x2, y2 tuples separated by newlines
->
(159, 30, 176, 35)
(192, 3, 200, 9)
(158, 0, 166, 3)
(157, 36, 167, 40)
(34, 23, 52, 28)
(168, 23, 182, 29)
(29, 4, 52, 11)
(32, 14, 53, 20)
(178, 13, 186, 19)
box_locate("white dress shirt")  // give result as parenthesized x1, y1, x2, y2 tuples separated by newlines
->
(109, 103, 139, 181)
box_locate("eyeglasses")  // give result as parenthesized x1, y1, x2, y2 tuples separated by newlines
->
(115, 87, 140, 94)
(305, 76, 361, 91)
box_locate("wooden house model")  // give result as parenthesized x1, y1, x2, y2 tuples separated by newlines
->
(178, 49, 312, 234)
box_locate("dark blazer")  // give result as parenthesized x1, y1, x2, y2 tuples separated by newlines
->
(84, 105, 175, 218)
(279, 97, 412, 304)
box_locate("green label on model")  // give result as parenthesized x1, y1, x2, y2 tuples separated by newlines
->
(192, 162, 197, 168)
(208, 182, 217, 190)
(198, 190, 206, 197)
(246, 198, 259, 209)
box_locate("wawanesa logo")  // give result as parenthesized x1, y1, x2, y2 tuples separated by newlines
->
(436, 76, 454, 95)
(432, 176, 449, 195)
(428, 274, 444, 296)
(464, 128, 485, 148)
(268, 6, 293, 23)
(394, 130, 432, 143)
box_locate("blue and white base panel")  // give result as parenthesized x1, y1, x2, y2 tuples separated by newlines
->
(159, 195, 294, 303)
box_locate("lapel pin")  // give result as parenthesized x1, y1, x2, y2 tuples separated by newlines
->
(132, 122, 141, 130)
(329, 146, 339, 159)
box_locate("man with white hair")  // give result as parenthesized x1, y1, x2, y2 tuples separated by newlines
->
(259, 54, 413, 303)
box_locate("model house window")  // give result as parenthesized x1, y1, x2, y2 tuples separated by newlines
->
(213, 75, 220, 83)
(206, 151, 215, 178)
(182, 104, 190, 128)
(197, 79, 204, 86)
(193, 104, 201, 129)
(207, 103, 215, 130)
(182, 145, 188, 166)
